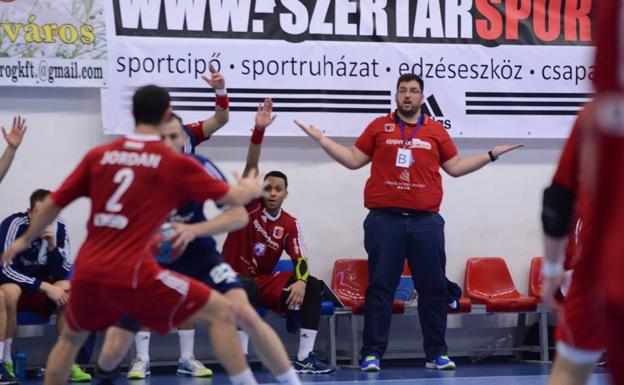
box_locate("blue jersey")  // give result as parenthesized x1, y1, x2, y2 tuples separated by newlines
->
(161, 154, 224, 272)
(0, 212, 72, 292)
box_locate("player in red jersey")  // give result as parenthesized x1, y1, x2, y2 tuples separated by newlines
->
(542, 105, 606, 385)
(1, 85, 263, 385)
(222, 99, 334, 374)
(543, 1, 624, 383)
(98, 103, 305, 385)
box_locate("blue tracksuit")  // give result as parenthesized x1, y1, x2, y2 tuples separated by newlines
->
(0, 213, 71, 291)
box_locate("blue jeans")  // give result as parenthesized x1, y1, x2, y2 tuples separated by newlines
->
(360, 209, 448, 361)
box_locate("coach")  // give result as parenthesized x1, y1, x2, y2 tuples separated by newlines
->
(296, 73, 521, 371)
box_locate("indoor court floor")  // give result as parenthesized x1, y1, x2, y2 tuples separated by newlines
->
(17, 359, 611, 385)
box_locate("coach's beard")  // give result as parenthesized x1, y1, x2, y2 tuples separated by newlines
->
(398, 106, 421, 119)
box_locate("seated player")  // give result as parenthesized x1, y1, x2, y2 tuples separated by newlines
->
(222, 101, 334, 374)
(0, 189, 92, 382)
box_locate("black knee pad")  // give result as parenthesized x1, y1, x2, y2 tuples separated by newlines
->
(239, 276, 259, 306)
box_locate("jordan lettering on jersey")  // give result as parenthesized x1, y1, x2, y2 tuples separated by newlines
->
(100, 150, 162, 169)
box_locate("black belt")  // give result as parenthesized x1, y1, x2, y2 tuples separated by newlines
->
(370, 207, 431, 217)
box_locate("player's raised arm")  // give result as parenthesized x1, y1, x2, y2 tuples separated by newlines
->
(243, 98, 276, 177)
(0, 116, 27, 184)
(198, 63, 230, 138)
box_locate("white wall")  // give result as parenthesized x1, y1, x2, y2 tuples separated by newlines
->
(0, 87, 564, 293)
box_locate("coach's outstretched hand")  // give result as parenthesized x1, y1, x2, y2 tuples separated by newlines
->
(294, 120, 324, 141)
(490, 144, 523, 158)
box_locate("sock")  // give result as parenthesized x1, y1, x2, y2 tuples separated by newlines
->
(297, 329, 318, 361)
(229, 368, 258, 385)
(238, 331, 249, 355)
(3, 339, 11, 364)
(178, 329, 195, 362)
(275, 368, 302, 385)
(0, 342, 5, 363)
(135, 331, 151, 362)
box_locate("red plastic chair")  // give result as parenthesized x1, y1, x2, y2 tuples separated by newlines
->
(529, 257, 544, 299)
(465, 257, 538, 312)
(331, 259, 405, 315)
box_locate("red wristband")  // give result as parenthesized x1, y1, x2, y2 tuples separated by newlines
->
(215, 94, 229, 110)
(251, 127, 265, 144)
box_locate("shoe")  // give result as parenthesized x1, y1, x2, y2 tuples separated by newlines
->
(425, 355, 456, 370)
(294, 352, 334, 374)
(360, 355, 380, 372)
(0, 364, 18, 385)
(2, 363, 14, 379)
(126, 358, 150, 380)
(176, 357, 213, 377)
(70, 363, 92, 382)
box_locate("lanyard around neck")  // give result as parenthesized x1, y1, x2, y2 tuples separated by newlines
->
(398, 114, 423, 147)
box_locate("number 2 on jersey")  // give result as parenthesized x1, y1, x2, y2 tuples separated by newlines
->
(106, 168, 134, 212)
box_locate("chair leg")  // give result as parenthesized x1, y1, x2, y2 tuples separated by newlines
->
(539, 308, 550, 362)
(350, 315, 358, 367)
(514, 312, 527, 359)
(328, 315, 337, 368)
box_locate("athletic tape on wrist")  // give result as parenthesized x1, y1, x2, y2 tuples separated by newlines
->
(215, 93, 229, 110)
(251, 127, 265, 144)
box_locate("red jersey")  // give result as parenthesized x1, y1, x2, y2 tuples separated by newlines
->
(552, 107, 592, 270)
(50, 134, 229, 288)
(584, 93, 624, 306)
(222, 198, 306, 276)
(355, 113, 458, 212)
(593, 0, 624, 92)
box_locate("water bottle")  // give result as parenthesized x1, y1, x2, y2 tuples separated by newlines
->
(12, 350, 27, 381)
(471, 334, 512, 363)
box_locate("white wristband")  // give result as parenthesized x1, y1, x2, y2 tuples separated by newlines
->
(215, 88, 227, 96)
(542, 261, 564, 278)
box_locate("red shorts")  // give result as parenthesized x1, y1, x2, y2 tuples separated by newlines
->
(66, 270, 211, 334)
(555, 258, 606, 363)
(253, 272, 292, 314)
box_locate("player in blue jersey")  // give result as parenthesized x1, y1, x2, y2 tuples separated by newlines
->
(0, 189, 93, 383)
(101, 103, 302, 385)
(124, 116, 241, 378)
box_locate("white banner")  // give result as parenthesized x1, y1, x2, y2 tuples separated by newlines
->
(101, 1, 595, 138)
(0, 0, 107, 87)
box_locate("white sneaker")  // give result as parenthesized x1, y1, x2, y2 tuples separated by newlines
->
(176, 357, 213, 377)
(127, 357, 150, 379)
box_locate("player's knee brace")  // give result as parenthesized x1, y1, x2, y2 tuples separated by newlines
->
(303, 276, 322, 305)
